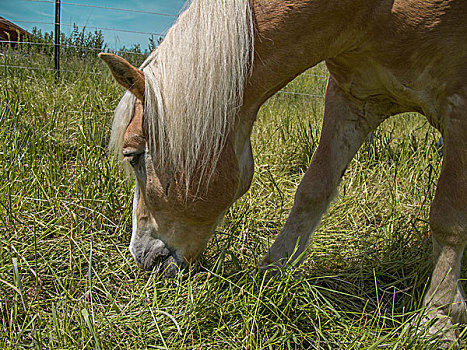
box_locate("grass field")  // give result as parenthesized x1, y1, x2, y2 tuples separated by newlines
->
(1, 47, 463, 349)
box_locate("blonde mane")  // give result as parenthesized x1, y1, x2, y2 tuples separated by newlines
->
(110, 0, 254, 185)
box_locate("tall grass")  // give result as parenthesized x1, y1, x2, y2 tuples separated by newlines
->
(0, 45, 460, 349)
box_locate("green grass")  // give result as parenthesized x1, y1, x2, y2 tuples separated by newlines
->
(0, 48, 462, 349)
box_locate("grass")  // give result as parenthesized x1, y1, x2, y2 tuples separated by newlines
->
(0, 46, 463, 349)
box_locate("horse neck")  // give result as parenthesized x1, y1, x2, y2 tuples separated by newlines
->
(242, 0, 374, 112)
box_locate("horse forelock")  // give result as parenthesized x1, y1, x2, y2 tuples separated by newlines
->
(141, 0, 254, 186)
(109, 91, 137, 161)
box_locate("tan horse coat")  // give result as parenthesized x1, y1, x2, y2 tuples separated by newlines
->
(100, 0, 467, 346)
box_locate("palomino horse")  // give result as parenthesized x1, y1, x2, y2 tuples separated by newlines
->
(99, 0, 467, 345)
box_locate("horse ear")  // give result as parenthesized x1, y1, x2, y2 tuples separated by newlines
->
(98, 53, 145, 101)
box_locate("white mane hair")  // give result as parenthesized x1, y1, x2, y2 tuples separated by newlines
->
(110, 0, 254, 186)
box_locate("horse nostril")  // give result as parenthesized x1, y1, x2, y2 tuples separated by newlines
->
(132, 237, 185, 276)
(151, 239, 171, 258)
(137, 239, 171, 270)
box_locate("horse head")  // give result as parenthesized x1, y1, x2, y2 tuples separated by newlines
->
(99, 53, 251, 276)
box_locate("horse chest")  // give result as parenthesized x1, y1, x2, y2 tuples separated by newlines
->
(326, 54, 447, 128)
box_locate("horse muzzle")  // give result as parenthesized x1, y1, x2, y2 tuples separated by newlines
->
(130, 237, 186, 277)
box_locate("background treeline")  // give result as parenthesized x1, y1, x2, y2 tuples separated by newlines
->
(1, 25, 164, 68)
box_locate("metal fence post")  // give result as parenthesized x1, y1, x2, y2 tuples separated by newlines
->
(54, 0, 61, 80)
(3, 43, 7, 78)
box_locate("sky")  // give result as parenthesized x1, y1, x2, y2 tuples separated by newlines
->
(1, 0, 186, 50)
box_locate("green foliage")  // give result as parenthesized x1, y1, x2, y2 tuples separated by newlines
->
(1, 25, 147, 68)
(148, 34, 165, 53)
(62, 24, 106, 58)
(0, 46, 461, 349)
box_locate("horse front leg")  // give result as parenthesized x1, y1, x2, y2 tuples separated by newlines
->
(262, 77, 385, 269)
(423, 101, 467, 346)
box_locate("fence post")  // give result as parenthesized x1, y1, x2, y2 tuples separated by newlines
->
(3, 45, 7, 78)
(54, 0, 61, 80)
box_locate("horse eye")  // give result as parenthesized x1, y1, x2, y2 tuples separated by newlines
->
(129, 154, 143, 167)
(123, 149, 144, 166)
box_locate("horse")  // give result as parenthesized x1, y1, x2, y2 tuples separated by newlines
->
(99, 0, 467, 346)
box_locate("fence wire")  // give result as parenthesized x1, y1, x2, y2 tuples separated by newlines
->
(2, 0, 329, 97)
(1, 60, 328, 96)
(277, 91, 324, 98)
(2, 61, 328, 96)
(1, 40, 147, 55)
(11, 20, 165, 37)
(1, 64, 104, 75)
(20, 0, 178, 17)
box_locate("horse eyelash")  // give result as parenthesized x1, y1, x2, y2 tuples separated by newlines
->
(165, 181, 171, 196)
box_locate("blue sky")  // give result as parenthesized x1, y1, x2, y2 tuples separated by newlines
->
(1, 0, 186, 50)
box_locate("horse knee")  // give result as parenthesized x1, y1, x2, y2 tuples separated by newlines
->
(294, 174, 337, 214)
(430, 199, 467, 248)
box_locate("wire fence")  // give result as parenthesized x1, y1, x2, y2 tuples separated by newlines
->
(12, 19, 166, 37)
(3, 0, 175, 58)
(21, 0, 178, 17)
(0, 63, 104, 75)
(0, 40, 154, 55)
(1, 0, 329, 97)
